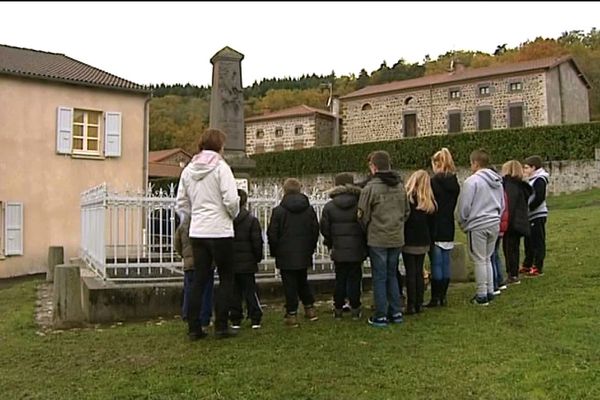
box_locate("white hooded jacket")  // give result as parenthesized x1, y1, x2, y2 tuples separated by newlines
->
(175, 150, 240, 238)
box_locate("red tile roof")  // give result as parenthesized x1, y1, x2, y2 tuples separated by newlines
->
(0, 44, 150, 94)
(148, 148, 192, 163)
(245, 104, 334, 123)
(341, 56, 590, 100)
(148, 162, 184, 178)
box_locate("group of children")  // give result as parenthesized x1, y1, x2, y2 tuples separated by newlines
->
(175, 147, 549, 330)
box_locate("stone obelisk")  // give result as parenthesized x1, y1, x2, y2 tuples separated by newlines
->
(209, 46, 255, 178)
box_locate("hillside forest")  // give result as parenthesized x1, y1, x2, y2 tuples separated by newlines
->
(149, 29, 600, 153)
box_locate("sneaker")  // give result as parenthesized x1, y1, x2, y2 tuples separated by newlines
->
(284, 313, 299, 327)
(499, 283, 508, 291)
(342, 303, 352, 312)
(351, 308, 362, 320)
(305, 307, 319, 321)
(508, 276, 521, 285)
(470, 295, 489, 306)
(333, 308, 343, 319)
(519, 265, 530, 274)
(251, 323, 261, 329)
(493, 290, 502, 296)
(367, 316, 389, 327)
(214, 328, 238, 339)
(230, 321, 241, 330)
(389, 313, 403, 324)
(527, 267, 542, 277)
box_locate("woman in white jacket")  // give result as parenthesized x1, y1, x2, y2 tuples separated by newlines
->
(176, 128, 240, 340)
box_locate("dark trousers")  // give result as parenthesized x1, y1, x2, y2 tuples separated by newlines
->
(182, 269, 214, 326)
(280, 269, 315, 315)
(230, 273, 263, 324)
(502, 231, 522, 278)
(403, 252, 425, 312)
(333, 262, 362, 310)
(189, 238, 235, 333)
(523, 217, 546, 272)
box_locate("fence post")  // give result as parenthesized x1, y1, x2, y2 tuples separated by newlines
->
(46, 246, 64, 282)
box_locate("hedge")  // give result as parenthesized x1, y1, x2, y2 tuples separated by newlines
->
(250, 122, 600, 177)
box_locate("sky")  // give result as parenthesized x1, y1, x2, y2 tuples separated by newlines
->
(1, 1, 599, 88)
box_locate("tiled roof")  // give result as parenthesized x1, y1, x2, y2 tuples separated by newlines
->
(0, 44, 150, 94)
(148, 148, 192, 163)
(148, 162, 184, 178)
(341, 56, 590, 100)
(245, 104, 335, 123)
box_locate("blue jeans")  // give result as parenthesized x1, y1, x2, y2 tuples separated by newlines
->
(429, 245, 451, 280)
(491, 237, 504, 290)
(183, 269, 214, 327)
(369, 247, 402, 319)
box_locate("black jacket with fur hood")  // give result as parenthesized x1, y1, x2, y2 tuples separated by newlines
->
(320, 184, 368, 263)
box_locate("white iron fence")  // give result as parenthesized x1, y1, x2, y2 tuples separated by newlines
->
(80, 183, 369, 283)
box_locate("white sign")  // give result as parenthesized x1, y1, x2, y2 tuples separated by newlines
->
(235, 178, 248, 193)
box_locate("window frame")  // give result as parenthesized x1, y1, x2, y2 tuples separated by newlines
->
(476, 107, 493, 131)
(255, 129, 264, 140)
(477, 83, 491, 97)
(274, 126, 284, 138)
(508, 102, 525, 128)
(448, 110, 462, 133)
(72, 108, 102, 156)
(509, 81, 523, 92)
(294, 125, 304, 136)
(448, 88, 462, 100)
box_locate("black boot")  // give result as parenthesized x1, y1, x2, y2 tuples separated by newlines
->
(439, 278, 450, 306)
(425, 279, 441, 308)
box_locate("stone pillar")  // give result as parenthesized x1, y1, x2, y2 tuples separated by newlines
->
(209, 46, 255, 177)
(53, 264, 84, 328)
(46, 246, 64, 282)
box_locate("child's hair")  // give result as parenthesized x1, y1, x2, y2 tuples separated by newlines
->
(334, 172, 354, 186)
(501, 160, 524, 179)
(370, 150, 391, 171)
(470, 148, 490, 168)
(199, 128, 226, 152)
(238, 189, 248, 208)
(431, 147, 456, 173)
(524, 155, 542, 170)
(283, 178, 301, 195)
(405, 170, 437, 213)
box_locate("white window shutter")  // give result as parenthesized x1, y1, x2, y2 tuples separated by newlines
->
(104, 112, 122, 157)
(5, 202, 23, 256)
(56, 107, 73, 154)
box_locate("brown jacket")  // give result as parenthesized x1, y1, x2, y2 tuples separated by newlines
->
(174, 218, 194, 271)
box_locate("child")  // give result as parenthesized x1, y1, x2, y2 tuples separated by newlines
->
(403, 170, 437, 315)
(357, 150, 410, 327)
(230, 189, 264, 329)
(501, 160, 533, 284)
(174, 215, 215, 333)
(320, 172, 367, 319)
(267, 178, 320, 327)
(427, 147, 460, 307)
(521, 156, 550, 277)
(491, 165, 508, 295)
(458, 149, 504, 306)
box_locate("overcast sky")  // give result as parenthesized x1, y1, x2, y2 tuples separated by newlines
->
(1, 1, 598, 87)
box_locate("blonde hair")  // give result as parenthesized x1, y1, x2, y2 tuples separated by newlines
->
(501, 160, 524, 180)
(283, 178, 301, 195)
(405, 170, 437, 214)
(431, 147, 456, 173)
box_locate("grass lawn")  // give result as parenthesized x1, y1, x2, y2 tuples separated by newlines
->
(1, 190, 599, 399)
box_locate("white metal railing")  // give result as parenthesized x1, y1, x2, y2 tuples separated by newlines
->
(80, 182, 370, 283)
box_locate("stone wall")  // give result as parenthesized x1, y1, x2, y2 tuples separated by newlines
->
(250, 154, 600, 197)
(245, 115, 314, 155)
(341, 71, 548, 144)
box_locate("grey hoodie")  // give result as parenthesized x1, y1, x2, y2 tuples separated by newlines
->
(458, 168, 504, 232)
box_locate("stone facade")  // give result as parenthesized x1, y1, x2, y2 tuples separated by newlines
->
(245, 106, 336, 155)
(341, 59, 590, 145)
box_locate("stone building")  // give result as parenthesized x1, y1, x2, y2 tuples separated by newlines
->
(340, 56, 591, 144)
(245, 105, 337, 154)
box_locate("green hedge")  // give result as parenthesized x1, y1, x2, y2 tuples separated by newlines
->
(250, 122, 600, 177)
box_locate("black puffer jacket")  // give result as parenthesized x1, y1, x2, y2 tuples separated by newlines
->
(430, 173, 460, 241)
(320, 185, 367, 263)
(404, 198, 436, 247)
(233, 208, 264, 273)
(503, 176, 533, 237)
(267, 193, 319, 270)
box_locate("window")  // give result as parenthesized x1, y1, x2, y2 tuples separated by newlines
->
(477, 109, 492, 130)
(509, 82, 523, 92)
(449, 89, 461, 99)
(509, 104, 524, 128)
(73, 109, 101, 155)
(294, 125, 304, 136)
(403, 113, 417, 138)
(1, 202, 23, 256)
(275, 127, 284, 137)
(256, 129, 264, 140)
(404, 96, 414, 105)
(361, 103, 372, 111)
(448, 112, 462, 133)
(478, 85, 491, 96)
(56, 107, 121, 157)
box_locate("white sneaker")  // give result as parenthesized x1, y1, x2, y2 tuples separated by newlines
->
(231, 324, 241, 330)
(499, 285, 508, 291)
(493, 290, 501, 295)
(251, 324, 261, 329)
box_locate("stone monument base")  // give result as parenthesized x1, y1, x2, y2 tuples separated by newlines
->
(223, 150, 256, 178)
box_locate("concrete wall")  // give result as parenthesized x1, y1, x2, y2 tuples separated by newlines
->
(0, 76, 147, 278)
(250, 155, 600, 197)
(545, 67, 563, 126)
(558, 63, 590, 124)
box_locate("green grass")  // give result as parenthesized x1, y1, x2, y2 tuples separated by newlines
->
(1, 191, 600, 399)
